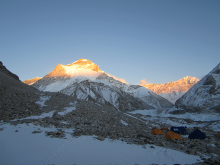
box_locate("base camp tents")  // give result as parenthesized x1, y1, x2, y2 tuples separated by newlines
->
(151, 128, 165, 135)
(165, 131, 183, 140)
(171, 126, 187, 134)
(188, 129, 206, 140)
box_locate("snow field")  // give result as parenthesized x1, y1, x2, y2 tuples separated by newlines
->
(14, 102, 77, 121)
(0, 123, 203, 165)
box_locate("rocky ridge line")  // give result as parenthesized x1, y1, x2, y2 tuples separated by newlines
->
(23, 77, 42, 85)
(0, 61, 20, 81)
(144, 76, 199, 94)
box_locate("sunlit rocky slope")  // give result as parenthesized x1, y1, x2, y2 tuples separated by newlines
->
(23, 77, 42, 85)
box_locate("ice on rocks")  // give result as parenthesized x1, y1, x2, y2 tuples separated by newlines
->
(58, 107, 76, 116)
(20, 111, 55, 120)
(36, 96, 51, 107)
(121, 119, 129, 126)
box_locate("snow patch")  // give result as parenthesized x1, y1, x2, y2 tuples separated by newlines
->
(36, 96, 51, 107)
(58, 107, 76, 116)
(124, 113, 145, 122)
(208, 121, 220, 132)
(57, 101, 77, 116)
(121, 119, 129, 126)
(22, 111, 55, 119)
(159, 92, 185, 104)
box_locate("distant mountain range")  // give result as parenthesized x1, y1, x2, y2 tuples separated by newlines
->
(22, 58, 220, 115)
(24, 61, 199, 104)
(143, 76, 199, 104)
(27, 59, 173, 111)
(2, 58, 220, 117)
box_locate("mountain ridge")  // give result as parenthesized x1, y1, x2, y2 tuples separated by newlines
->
(143, 76, 199, 103)
(0, 61, 20, 81)
(23, 77, 42, 85)
(144, 76, 199, 94)
(31, 59, 174, 110)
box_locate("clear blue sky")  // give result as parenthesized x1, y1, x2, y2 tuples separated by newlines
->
(1, 0, 219, 84)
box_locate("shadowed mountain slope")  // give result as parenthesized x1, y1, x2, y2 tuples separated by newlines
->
(32, 59, 174, 110)
(174, 63, 220, 114)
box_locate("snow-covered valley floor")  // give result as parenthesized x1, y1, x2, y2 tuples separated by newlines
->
(129, 109, 220, 132)
(0, 123, 203, 165)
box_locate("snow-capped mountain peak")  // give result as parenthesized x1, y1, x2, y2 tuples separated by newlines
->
(182, 76, 199, 83)
(64, 59, 103, 73)
(45, 59, 104, 79)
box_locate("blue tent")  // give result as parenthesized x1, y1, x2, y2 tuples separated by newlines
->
(188, 129, 206, 140)
(171, 126, 187, 134)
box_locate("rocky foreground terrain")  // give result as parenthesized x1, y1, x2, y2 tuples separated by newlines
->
(1, 61, 220, 165)
(3, 105, 220, 165)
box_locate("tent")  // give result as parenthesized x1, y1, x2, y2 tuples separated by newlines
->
(151, 128, 165, 135)
(188, 129, 206, 140)
(218, 132, 220, 138)
(165, 131, 183, 140)
(161, 127, 168, 131)
(171, 126, 186, 134)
